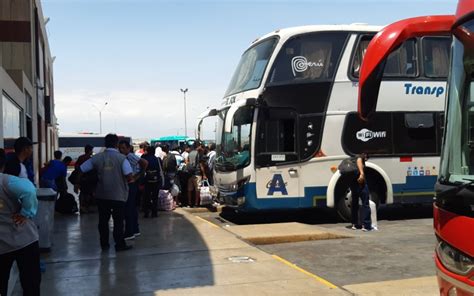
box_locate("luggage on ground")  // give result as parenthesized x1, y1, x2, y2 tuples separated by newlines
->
(199, 180, 212, 206)
(158, 189, 175, 211)
(55, 192, 79, 214)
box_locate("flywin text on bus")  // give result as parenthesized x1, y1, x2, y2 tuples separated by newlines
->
(198, 24, 450, 221)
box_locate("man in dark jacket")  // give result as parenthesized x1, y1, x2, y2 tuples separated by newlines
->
(4, 137, 34, 180)
(141, 146, 164, 218)
(75, 145, 96, 213)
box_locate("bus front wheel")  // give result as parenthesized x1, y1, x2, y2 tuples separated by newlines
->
(336, 185, 380, 222)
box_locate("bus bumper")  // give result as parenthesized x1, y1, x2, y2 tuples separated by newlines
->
(435, 255, 474, 296)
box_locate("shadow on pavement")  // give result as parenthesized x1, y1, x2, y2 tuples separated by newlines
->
(220, 203, 434, 226)
(26, 210, 215, 296)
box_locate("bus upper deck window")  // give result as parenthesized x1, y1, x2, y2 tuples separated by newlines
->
(383, 39, 417, 78)
(422, 37, 450, 78)
(351, 36, 372, 78)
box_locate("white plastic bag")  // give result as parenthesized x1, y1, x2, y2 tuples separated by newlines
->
(199, 180, 212, 206)
(158, 189, 175, 211)
(170, 184, 180, 197)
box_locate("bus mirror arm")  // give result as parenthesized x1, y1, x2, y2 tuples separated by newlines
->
(196, 108, 218, 140)
(224, 98, 259, 133)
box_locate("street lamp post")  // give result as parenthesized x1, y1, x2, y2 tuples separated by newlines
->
(180, 88, 188, 137)
(92, 102, 108, 134)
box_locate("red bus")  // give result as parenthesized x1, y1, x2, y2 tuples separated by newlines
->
(358, 3, 474, 295)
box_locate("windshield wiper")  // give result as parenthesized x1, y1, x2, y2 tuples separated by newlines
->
(437, 178, 474, 198)
(215, 160, 237, 171)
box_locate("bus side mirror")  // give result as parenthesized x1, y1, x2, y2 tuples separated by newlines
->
(196, 108, 218, 140)
(224, 98, 258, 133)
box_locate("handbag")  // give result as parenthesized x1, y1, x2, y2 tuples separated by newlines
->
(199, 180, 212, 206)
(338, 158, 358, 176)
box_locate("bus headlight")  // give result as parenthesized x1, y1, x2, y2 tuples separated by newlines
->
(237, 196, 246, 205)
(231, 177, 250, 191)
(437, 240, 474, 275)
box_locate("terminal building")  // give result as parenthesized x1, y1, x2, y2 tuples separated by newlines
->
(0, 0, 57, 184)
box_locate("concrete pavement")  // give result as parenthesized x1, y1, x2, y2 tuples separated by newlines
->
(13, 208, 348, 295)
(224, 221, 352, 245)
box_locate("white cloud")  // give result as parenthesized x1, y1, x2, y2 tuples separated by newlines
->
(55, 87, 222, 140)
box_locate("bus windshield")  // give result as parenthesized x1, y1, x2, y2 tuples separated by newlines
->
(440, 37, 474, 185)
(224, 38, 277, 97)
(215, 106, 254, 171)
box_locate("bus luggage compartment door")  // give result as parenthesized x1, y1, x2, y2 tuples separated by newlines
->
(255, 164, 301, 208)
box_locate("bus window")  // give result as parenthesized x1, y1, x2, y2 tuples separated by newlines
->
(225, 38, 277, 97)
(466, 82, 474, 174)
(351, 35, 373, 78)
(393, 112, 438, 154)
(267, 32, 349, 86)
(383, 39, 417, 77)
(422, 37, 450, 78)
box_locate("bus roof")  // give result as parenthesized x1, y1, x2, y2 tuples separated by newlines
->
(254, 24, 382, 45)
(150, 135, 193, 141)
(59, 133, 131, 139)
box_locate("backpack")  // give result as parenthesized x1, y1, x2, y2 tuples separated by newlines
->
(163, 154, 177, 173)
(186, 151, 200, 175)
(338, 158, 358, 176)
(55, 192, 78, 214)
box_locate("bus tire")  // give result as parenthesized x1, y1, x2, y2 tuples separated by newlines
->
(336, 182, 380, 222)
(336, 184, 352, 222)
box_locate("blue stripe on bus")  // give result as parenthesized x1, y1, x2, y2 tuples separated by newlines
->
(238, 175, 437, 210)
(392, 175, 437, 193)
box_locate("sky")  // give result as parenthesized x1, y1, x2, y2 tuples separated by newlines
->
(41, 0, 457, 141)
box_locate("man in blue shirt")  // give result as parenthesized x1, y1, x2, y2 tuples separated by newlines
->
(40, 150, 70, 191)
(0, 148, 40, 296)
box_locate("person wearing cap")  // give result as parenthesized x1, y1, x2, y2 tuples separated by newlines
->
(4, 137, 34, 180)
(0, 148, 41, 296)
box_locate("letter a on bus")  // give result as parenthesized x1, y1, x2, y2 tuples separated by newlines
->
(267, 174, 289, 195)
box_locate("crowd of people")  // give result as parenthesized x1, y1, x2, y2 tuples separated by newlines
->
(70, 134, 218, 252)
(0, 134, 219, 295)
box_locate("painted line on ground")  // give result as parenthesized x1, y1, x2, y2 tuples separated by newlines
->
(272, 254, 338, 289)
(195, 216, 219, 228)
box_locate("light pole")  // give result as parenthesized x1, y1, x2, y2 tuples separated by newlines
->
(180, 88, 188, 137)
(92, 102, 108, 134)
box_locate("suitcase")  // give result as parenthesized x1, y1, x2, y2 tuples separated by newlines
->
(158, 189, 175, 211)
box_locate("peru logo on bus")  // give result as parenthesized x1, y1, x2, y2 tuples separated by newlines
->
(356, 128, 387, 142)
(291, 56, 324, 76)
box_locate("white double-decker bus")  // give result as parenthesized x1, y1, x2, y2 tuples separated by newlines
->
(198, 24, 450, 220)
